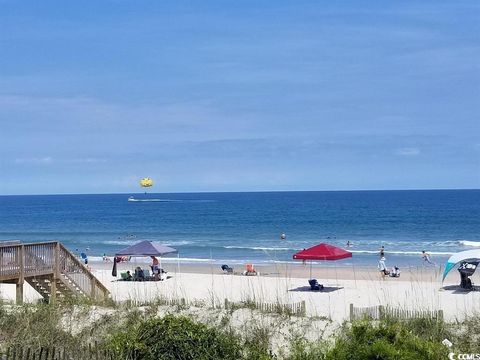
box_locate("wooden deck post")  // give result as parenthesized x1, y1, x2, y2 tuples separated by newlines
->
(300, 300, 306, 316)
(50, 242, 61, 304)
(90, 274, 96, 299)
(16, 281, 24, 305)
(16, 245, 25, 305)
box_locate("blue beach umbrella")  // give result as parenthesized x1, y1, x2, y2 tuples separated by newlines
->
(115, 240, 177, 257)
(112, 240, 177, 277)
(442, 249, 480, 282)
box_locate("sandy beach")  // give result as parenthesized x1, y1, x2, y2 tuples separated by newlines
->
(1, 260, 479, 323)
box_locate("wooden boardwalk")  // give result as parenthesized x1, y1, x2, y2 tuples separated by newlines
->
(0, 241, 109, 304)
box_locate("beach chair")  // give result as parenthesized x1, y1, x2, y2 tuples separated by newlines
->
(120, 271, 133, 281)
(221, 264, 233, 274)
(244, 264, 257, 276)
(308, 279, 323, 291)
(134, 268, 145, 281)
(389, 266, 401, 278)
(459, 262, 477, 290)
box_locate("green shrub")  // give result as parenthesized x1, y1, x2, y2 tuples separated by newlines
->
(243, 324, 276, 359)
(325, 320, 449, 360)
(107, 314, 242, 360)
(286, 336, 326, 360)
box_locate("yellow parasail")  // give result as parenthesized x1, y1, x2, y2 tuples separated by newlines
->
(140, 177, 153, 188)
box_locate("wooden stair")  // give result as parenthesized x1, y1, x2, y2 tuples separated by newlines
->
(26, 275, 78, 302)
(0, 241, 110, 304)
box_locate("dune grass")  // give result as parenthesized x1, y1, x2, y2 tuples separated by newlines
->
(0, 299, 478, 359)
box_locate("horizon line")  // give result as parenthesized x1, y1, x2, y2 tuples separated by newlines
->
(1, 188, 479, 197)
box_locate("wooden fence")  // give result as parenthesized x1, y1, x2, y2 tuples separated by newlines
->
(225, 299, 306, 316)
(123, 297, 306, 316)
(0, 344, 114, 360)
(349, 303, 444, 321)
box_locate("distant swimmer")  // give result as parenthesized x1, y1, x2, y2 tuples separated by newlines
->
(280, 233, 286, 240)
(421, 250, 436, 266)
(346, 241, 352, 248)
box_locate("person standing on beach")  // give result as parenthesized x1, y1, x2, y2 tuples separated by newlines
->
(421, 251, 435, 266)
(378, 246, 387, 279)
(379, 246, 385, 258)
(378, 256, 388, 279)
(151, 256, 160, 279)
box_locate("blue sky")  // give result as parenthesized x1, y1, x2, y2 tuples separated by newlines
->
(1, 1, 479, 194)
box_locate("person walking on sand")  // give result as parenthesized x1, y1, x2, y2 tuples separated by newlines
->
(421, 250, 435, 266)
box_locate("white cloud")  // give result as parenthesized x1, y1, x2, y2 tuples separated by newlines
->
(14, 156, 53, 164)
(13, 157, 107, 165)
(395, 147, 420, 156)
(69, 158, 108, 164)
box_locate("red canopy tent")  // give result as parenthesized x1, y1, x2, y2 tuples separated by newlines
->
(293, 243, 352, 261)
(293, 243, 352, 278)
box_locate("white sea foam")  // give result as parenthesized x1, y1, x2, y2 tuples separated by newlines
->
(459, 240, 480, 247)
(89, 256, 211, 263)
(162, 257, 211, 262)
(100, 239, 194, 246)
(223, 245, 298, 251)
(164, 241, 194, 246)
(349, 250, 453, 256)
(102, 240, 138, 246)
(89, 256, 105, 262)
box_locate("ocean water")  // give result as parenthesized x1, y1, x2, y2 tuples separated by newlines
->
(1, 190, 479, 267)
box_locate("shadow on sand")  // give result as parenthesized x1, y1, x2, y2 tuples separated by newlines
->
(288, 286, 343, 293)
(442, 284, 480, 294)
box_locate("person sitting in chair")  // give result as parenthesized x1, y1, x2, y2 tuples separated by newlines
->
(134, 267, 145, 281)
(308, 279, 324, 291)
(243, 264, 257, 276)
(125, 270, 133, 281)
(389, 266, 400, 278)
(221, 264, 234, 274)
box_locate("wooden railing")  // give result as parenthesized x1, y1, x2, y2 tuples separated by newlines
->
(24, 242, 56, 277)
(58, 243, 109, 300)
(0, 241, 109, 302)
(0, 244, 22, 280)
(1, 241, 57, 281)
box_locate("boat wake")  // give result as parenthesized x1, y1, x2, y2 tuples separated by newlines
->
(128, 198, 180, 202)
(128, 197, 214, 203)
